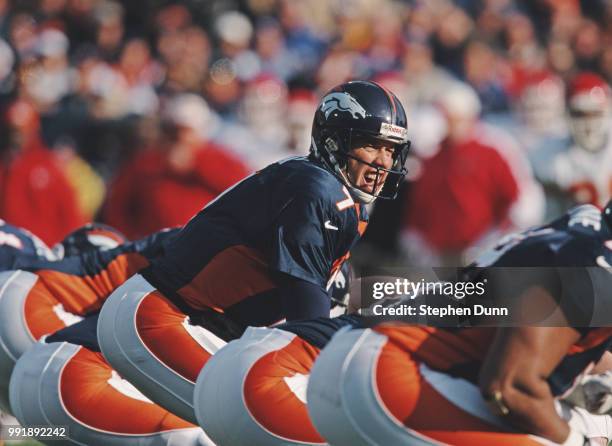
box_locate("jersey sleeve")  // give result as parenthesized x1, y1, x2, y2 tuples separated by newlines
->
(553, 235, 612, 327)
(269, 194, 336, 288)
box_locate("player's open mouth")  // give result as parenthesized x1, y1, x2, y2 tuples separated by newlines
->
(362, 171, 383, 192)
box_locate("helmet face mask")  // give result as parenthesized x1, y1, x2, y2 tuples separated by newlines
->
(310, 81, 411, 203)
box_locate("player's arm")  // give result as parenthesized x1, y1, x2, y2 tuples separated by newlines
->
(479, 326, 582, 443)
(277, 273, 330, 321)
(269, 193, 338, 320)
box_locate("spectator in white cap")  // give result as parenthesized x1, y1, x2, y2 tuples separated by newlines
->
(25, 28, 75, 109)
(214, 10, 260, 81)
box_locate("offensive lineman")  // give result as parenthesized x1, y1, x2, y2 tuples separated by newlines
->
(307, 201, 612, 445)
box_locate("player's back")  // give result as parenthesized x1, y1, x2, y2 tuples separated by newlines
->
(14, 229, 178, 315)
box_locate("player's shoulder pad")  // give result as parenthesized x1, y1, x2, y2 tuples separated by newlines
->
(553, 205, 612, 267)
(280, 158, 355, 212)
(565, 205, 609, 237)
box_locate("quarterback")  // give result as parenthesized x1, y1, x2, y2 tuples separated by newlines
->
(96, 80, 412, 422)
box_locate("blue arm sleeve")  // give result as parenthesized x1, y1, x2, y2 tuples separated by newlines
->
(46, 313, 100, 352)
(278, 275, 331, 321)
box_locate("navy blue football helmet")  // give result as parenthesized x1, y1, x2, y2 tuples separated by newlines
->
(310, 80, 411, 202)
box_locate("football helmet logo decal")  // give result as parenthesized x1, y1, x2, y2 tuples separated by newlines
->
(320, 92, 367, 120)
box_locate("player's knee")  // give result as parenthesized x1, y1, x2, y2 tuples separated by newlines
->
(11, 341, 213, 446)
(0, 270, 42, 411)
(196, 327, 324, 446)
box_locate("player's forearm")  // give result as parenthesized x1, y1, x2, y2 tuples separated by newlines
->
(482, 376, 570, 443)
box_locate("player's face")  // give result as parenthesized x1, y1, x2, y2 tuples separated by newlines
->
(346, 138, 395, 195)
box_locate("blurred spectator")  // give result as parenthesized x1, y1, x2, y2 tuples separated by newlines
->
(214, 10, 258, 82)
(286, 88, 318, 152)
(2, 0, 612, 268)
(104, 94, 249, 238)
(0, 99, 85, 244)
(432, 4, 474, 77)
(0, 38, 15, 99)
(202, 58, 243, 118)
(0, 0, 9, 37)
(25, 29, 75, 111)
(160, 25, 211, 94)
(573, 19, 603, 72)
(115, 38, 160, 115)
(212, 74, 297, 170)
(94, 1, 124, 62)
(400, 37, 456, 107)
(254, 17, 302, 81)
(364, 2, 405, 74)
(278, 0, 327, 74)
(463, 38, 510, 113)
(9, 13, 38, 60)
(537, 72, 612, 210)
(400, 82, 543, 266)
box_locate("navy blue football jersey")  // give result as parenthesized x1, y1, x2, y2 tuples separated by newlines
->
(10, 228, 179, 317)
(0, 219, 55, 270)
(141, 157, 368, 327)
(277, 314, 363, 349)
(470, 204, 612, 269)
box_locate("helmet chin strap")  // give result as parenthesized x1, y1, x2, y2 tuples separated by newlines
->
(311, 137, 384, 203)
(340, 166, 381, 204)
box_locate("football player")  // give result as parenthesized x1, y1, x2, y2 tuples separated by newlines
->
(9, 314, 215, 446)
(195, 202, 612, 446)
(96, 80, 411, 422)
(307, 201, 612, 445)
(0, 226, 178, 412)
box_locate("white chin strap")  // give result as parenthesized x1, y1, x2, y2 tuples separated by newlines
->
(350, 187, 377, 204)
(338, 168, 379, 204)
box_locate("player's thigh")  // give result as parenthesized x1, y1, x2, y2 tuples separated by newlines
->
(196, 327, 325, 446)
(309, 327, 548, 446)
(0, 270, 81, 412)
(10, 341, 214, 446)
(98, 274, 225, 423)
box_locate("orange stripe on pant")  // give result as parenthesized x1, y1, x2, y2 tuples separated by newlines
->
(24, 253, 150, 341)
(243, 336, 325, 444)
(373, 338, 544, 446)
(36, 253, 149, 315)
(135, 291, 213, 383)
(23, 279, 70, 340)
(60, 347, 194, 433)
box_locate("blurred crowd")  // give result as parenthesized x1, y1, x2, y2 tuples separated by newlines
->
(1, 0, 611, 268)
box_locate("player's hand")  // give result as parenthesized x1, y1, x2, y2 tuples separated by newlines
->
(581, 371, 612, 414)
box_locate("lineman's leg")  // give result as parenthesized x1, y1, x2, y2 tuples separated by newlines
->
(98, 274, 226, 423)
(195, 327, 325, 446)
(10, 341, 214, 446)
(0, 270, 81, 411)
(308, 327, 549, 446)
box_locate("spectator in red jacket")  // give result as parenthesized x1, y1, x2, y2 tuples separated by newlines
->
(401, 82, 544, 266)
(0, 99, 86, 245)
(104, 94, 250, 238)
